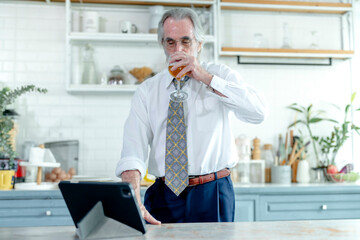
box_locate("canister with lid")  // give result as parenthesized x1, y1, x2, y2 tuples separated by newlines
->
(108, 65, 126, 85)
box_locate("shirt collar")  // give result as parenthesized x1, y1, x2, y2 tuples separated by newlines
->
(165, 71, 174, 89)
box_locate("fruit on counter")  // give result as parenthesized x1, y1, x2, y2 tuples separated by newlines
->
(342, 172, 360, 182)
(45, 167, 76, 182)
(52, 167, 61, 175)
(339, 163, 354, 174)
(330, 172, 360, 183)
(328, 173, 344, 183)
(327, 164, 338, 174)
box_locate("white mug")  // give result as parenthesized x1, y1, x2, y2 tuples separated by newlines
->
(120, 21, 137, 34)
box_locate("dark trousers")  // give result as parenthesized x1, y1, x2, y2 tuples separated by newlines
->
(144, 175, 235, 223)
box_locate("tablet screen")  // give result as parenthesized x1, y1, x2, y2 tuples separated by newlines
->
(59, 181, 146, 234)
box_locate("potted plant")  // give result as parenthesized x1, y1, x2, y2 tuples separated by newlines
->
(287, 93, 360, 182)
(314, 92, 360, 174)
(287, 103, 337, 167)
(0, 85, 47, 189)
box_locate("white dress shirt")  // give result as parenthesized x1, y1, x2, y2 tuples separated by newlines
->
(116, 62, 266, 178)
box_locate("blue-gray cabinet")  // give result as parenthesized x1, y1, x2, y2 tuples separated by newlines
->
(234, 195, 257, 222)
(259, 193, 360, 221)
(1, 184, 360, 226)
(234, 184, 360, 222)
(0, 190, 72, 227)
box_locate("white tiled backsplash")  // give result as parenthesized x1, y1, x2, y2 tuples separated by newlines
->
(1, 2, 360, 177)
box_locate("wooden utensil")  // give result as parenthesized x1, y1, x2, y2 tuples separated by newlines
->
(288, 141, 298, 165)
(288, 145, 305, 166)
(292, 159, 300, 182)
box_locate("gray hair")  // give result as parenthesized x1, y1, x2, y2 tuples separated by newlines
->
(157, 8, 205, 46)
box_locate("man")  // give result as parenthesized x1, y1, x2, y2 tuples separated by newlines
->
(116, 8, 266, 224)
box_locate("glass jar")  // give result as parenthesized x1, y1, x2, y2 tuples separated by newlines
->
(108, 65, 126, 85)
(81, 44, 98, 85)
(264, 144, 275, 183)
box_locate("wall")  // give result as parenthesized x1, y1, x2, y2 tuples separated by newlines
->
(0, 1, 359, 177)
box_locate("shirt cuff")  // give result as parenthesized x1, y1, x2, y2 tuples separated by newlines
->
(115, 157, 146, 180)
(209, 75, 227, 93)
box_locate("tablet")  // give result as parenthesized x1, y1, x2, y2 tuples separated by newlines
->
(58, 181, 146, 234)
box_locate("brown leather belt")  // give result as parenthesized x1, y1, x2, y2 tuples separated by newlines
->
(160, 168, 231, 187)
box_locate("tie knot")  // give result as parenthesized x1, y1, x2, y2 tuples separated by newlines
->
(173, 76, 189, 89)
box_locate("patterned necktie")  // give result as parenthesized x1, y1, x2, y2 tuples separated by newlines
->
(165, 78, 189, 196)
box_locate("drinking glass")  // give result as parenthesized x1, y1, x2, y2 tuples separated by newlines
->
(168, 61, 188, 102)
(309, 30, 319, 49)
(281, 22, 291, 49)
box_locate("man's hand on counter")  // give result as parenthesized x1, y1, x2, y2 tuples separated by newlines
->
(139, 202, 161, 225)
(121, 170, 161, 225)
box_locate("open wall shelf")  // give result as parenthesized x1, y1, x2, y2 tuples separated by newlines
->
(220, 0, 352, 14)
(221, 47, 354, 59)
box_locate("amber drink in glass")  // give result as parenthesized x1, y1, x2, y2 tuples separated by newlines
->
(168, 62, 188, 102)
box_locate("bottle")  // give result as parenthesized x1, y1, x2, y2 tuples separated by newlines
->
(281, 22, 291, 49)
(235, 135, 251, 183)
(264, 144, 274, 183)
(235, 135, 251, 161)
(81, 44, 98, 85)
(309, 30, 319, 49)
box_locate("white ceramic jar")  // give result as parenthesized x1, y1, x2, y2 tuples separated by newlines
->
(149, 5, 164, 33)
(82, 11, 99, 33)
(296, 159, 310, 183)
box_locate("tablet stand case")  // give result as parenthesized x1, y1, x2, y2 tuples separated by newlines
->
(77, 201, 143, 239)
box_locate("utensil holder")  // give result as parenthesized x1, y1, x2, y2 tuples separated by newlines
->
(271, 165, 291, 184)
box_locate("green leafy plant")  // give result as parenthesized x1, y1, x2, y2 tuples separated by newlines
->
(287, 103, 337, 167)
(0, 85, 47, 169)
(314, 92, 360, 166)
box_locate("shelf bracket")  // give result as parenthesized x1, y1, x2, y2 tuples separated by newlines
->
(237, 56, 333, 66)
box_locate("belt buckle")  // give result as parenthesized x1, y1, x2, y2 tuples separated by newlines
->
(188, 176, 198, 187)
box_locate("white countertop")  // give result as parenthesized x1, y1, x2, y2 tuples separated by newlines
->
(1, 219, 360, 240)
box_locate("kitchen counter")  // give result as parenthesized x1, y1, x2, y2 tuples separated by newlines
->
(1, 219, 360, 240)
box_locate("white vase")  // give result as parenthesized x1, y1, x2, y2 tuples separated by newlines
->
(296, 160, 310, 183)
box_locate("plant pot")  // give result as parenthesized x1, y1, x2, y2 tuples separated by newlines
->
(0, 170, 15, 190)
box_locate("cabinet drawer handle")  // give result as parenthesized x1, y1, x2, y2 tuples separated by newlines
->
(45, 210, 52, 216)
(321, 204, 327, 210)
